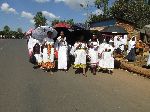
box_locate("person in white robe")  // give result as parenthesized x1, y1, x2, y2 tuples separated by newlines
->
(120, 36, 125, 51)
(120, 35, 128, 55)
(27, 35, 36, 57)
(115, 36, 122, 55)
(102, 41, 114, 74)
(88, 34, 99, 75)
(56, 31, 68, 71)
(98, 39, 109, 69)
(33, 40, 42, 67)
(42, 31, 55, 74)
(147, 52, 150, 67)
(114, 35, 119, 49)
(122, 35, 128, 45)
(126, 36, 136, 62)
(74, 37, 87, 76)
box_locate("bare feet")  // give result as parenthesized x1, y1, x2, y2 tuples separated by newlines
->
(83, 74, 87, 77)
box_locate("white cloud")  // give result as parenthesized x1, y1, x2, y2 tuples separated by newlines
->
(54, 0, 95, 9)
(92, 9, 103, 15)
(21, 11, 35, 24)
(1, 2, 17, 14)
(21, 11, 34, 19)
(35, 0, 50, 3)
(83, 9, 103, 17)
(42, 11, 60, 19)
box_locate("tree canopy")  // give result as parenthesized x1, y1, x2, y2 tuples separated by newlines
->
(0, 26, 24, 39)
(89, 0, 150, 29)
(110, 0, 150, 28)
(88, 0, 111, 23)
(3, 25, 10, 33)
(94, 0, 109, 16)
(33, 12, 47, 28)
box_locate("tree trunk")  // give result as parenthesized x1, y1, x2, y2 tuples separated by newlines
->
(116, 59, 150, 78)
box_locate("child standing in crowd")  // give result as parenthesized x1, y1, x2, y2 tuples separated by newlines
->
(88, 34, 99, 75)
(74, 36, 87, 77)
(41, 41, 49, 71)
(102, 41, 114, 74)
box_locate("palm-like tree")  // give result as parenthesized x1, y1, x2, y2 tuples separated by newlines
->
(33, 12, 47, 28)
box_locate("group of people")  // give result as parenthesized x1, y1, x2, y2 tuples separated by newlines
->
(113, 35, 137, 62)
(27, 30, 150, 76)
(27, 31, 68, 74)
(27, 31, 115, 76)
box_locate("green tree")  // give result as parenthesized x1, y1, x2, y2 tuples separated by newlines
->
(110, 0, 150, 28)
(9, 31, 17, 39)
(3, 25, 10, 32)
(88, 14, 112, 23)
(33, 12, 47, 28)
(95, 0, 109, 16)
(3, 25, 10, 38)
(66, 19, 74, 25)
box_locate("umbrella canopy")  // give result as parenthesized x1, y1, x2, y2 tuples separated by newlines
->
(26, 28, 33, 36)
(100, 26, 128, 34)
(54, 22, 71, 29)
(32, 26, 58, 41)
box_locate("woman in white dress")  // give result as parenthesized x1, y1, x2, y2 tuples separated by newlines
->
(88, 34, 99, 75)
(126, 36, 136, 62)
(56, 31, 68, 71)
(74, 37, 87, 76)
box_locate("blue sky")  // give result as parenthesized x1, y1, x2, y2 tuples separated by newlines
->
(0, 0, 115, 32)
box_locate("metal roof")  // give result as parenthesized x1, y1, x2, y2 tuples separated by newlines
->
(90, 19, 116, 28)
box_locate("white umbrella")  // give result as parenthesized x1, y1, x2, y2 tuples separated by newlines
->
(32, 26, 58, 41)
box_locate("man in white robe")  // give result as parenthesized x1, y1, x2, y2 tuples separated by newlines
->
(56, 31, 68, 71)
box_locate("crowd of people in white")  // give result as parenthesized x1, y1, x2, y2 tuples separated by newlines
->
(27, 30, 150, 76)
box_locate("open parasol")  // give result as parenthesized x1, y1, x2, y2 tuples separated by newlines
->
(32, 26, 58, 41)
